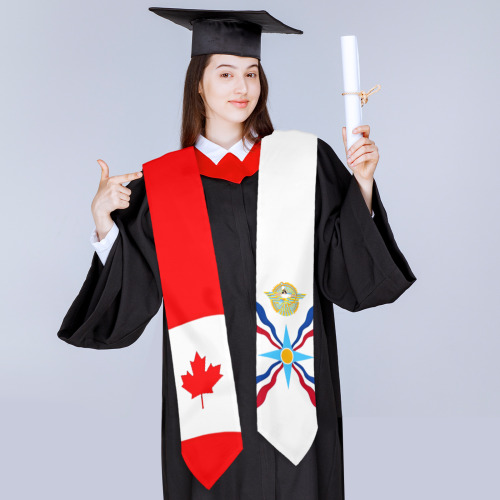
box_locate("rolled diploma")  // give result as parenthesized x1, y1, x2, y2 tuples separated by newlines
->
(341, 35, 363, 150)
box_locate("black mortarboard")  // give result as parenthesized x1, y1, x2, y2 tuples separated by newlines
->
(148, 8, 303, 60)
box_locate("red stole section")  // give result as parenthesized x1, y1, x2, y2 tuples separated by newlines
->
(181, 433, 243, 489)
(142, 146, 224, 329)
(143, 145, 245, 489)
(195, 140, 261, 183)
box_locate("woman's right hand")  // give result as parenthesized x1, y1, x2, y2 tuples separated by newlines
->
(91, 159, 143, 241)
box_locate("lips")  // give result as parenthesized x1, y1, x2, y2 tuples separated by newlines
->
(230, 100, 249, 108)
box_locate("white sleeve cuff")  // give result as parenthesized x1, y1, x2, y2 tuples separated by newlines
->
(90, 222, 119, 265)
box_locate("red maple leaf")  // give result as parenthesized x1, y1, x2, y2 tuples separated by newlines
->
(181, 352, 223, 409)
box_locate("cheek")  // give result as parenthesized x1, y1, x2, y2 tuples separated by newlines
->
(250, 80, 261, 99)
(213, 83, 233, 102)
(204, 78, 224, 96)
(203, 85, 226, 108)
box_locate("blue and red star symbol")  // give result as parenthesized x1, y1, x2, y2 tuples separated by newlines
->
(256, 303, 316, 407)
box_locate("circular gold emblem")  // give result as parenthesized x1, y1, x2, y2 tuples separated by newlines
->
(264, 281, 306, 316)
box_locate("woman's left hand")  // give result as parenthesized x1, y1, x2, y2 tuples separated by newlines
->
(342, 124, 379, 181)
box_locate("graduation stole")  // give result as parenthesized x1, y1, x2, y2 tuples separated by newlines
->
(143, 129, 318, 489)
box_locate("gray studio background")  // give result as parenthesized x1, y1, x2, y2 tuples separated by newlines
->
(1, 0, 499, 499)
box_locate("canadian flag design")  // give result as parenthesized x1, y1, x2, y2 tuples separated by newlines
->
(143, 147, 242, 490)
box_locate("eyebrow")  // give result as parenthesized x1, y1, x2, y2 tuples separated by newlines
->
(215, 64, 259, 70)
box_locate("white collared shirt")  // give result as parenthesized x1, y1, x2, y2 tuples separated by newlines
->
(194, 133, 255, 164)
(90, 135, 375, 265)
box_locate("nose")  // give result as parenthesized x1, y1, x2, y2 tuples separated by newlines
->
(234, 74, 248, 95)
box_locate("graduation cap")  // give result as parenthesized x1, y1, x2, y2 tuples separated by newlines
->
(148, 7, 303, 60)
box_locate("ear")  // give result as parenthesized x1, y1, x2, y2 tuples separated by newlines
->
(198, 82, 203, 94)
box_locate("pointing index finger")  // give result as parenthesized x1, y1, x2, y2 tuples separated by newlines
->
(109, 171, 143, 184)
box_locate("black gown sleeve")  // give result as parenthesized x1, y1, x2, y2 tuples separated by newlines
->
(57, 174, 163, 349)
(315, 138, 417, 312)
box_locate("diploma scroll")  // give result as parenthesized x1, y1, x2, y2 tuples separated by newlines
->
(341, 35, 381, 151)
(341, 35, 362, 150)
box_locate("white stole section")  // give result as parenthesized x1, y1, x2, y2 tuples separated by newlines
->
(168, 314, 241, 441)
(256, 130, 318, 464)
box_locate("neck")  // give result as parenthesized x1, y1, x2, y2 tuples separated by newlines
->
(204, 118, 244, 150)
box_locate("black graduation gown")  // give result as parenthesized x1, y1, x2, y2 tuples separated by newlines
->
(57, 138, 417, 500)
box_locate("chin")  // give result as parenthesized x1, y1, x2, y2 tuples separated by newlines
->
(225, 112, 252, 123)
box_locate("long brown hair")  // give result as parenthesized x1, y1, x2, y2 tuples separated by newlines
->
(180, 54, 274, 150)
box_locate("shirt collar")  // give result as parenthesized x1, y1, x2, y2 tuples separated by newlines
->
(194, 133, 255, 165)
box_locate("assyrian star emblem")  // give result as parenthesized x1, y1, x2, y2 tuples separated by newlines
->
(259, 325, 312, 388)
(256, 303, 316, 407)
(264, 281, 306, 316)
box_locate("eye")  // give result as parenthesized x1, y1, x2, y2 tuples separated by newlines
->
(219, 72, 258, 78)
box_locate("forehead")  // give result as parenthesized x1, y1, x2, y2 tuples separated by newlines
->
(208, 53, 259, 68)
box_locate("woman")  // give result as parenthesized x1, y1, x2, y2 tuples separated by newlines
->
(58, 8, 416, 500)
